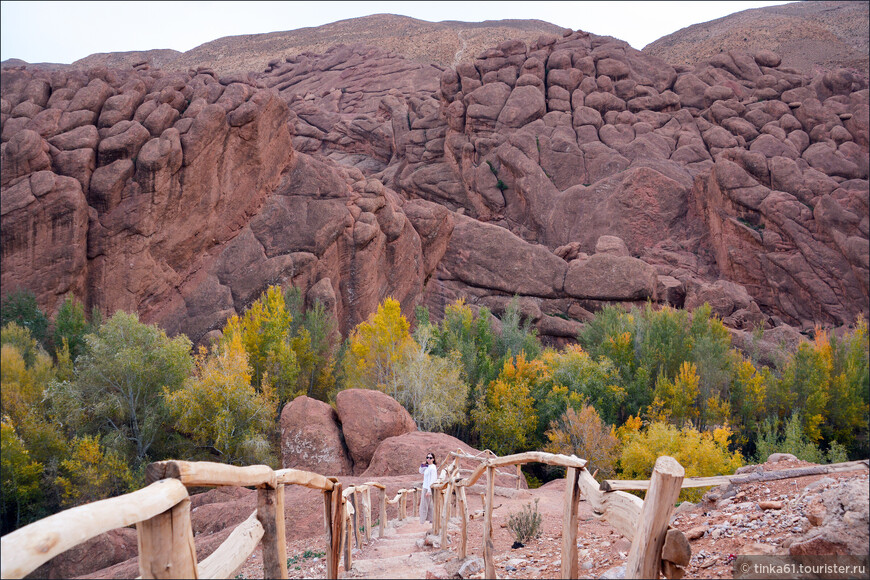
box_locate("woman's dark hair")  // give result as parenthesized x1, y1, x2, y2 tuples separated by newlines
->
(426, 452, 436, 463)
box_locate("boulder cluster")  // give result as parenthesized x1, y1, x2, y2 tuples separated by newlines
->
(1, 28, 868, 345)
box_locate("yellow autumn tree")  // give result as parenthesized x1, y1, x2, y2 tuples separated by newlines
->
(473, 353, 540, 455)
(221, 286, 299, 406)
(648, 361, 700, 427)
(166, 333, 277, 466)
(54, 435, 134, 508)
(619, 421, 743, 501)
(343, 297, 415, 391)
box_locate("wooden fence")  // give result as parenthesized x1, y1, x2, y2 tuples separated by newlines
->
(429, 450, 692, 579)
(9, 453, 854, 579)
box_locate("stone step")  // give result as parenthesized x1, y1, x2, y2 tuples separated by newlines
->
(344, 552, 436, 579)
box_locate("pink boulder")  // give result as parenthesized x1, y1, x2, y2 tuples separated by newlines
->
(335, 389, 416, 474)
(280, 395, 353, 475)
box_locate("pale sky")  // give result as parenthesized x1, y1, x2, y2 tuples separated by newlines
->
(1, 1, 792, 65)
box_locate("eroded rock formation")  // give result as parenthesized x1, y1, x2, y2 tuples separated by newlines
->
(2, 27, 868, 344)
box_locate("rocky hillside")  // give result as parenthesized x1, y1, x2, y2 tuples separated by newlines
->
(644, 1, 869, 77)
(2, 18, 868, 346)
(70, 14, 565, 75)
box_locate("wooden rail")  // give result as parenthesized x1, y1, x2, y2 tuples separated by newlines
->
(600, 459, 870, 491)
(8, 452, 794, 579)
(1, 461, 344, 580)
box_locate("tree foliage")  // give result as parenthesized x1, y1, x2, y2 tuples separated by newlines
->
(619, 421, 744, 501)
(1, 419, 44, 534)
(221, 286, 299, 406)
(344, 297, 414, 391)
(473, 353, 540, 455)
(1, 290, 49, 350)
(166, 333, 277, 465)
(388, 325, 468, 432)
(545, 405, 620, 478)
(52, 295, 92, 362)
(49, 311, 193, 466)
(54, 435, 134, 508)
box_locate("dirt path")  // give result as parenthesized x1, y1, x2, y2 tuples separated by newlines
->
(453, 29, 470, 67)
(341, 519, 442, 579)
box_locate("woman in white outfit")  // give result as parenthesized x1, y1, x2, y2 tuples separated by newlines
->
(419, 452, 437, 524)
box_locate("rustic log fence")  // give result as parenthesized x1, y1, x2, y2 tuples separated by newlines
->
(429, 450, 693, 579)
(8, 453, 853, 579)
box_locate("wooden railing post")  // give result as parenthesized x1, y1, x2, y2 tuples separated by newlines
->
(561, 467, 582, 579)
(412, 488, 418, 517)
(362, 487, 372, 543)
(257, 484, 288, 579)
(457, 485, 469, 559)
(439, 483, 450, 547)
(626, 456, 685, 579)
(324, 481, 342, 580)
(379, 488, 387, 538)
(432, 487, 441, 533)
(483, 465, 496, 579)
(349, 492, 360, 549)
(137, 496, 198, 579)
(516, 464, 522, 489)
(343, 499, 352, 572)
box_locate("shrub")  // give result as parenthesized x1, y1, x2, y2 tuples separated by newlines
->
(619, 421, 743, 502)
(507, 498, 542, 544)
(544, 405, 620, 478)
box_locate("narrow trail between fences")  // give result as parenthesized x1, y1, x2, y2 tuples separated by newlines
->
(340, 519, 439, 579)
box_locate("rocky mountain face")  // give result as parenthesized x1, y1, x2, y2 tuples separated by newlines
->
(644, 1, 869, 78)
(1, 19, 868, 346)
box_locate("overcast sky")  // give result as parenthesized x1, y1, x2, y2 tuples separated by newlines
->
(1, 1, 792, 65)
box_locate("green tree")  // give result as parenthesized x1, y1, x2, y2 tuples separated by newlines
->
(52, 295, 92, 362)
(648, 361, 701, 427)
(166, 333, 277, 465)
(49, 311, 193, 466)
(388, 325, 468, 432)
(285, 288, 340, 402)
(1, 290, 49, 350)
(495, 297, 542, 361)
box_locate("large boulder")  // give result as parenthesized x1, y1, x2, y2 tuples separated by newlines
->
(280, 396, 353, 475)
(335, 389, 416, 474)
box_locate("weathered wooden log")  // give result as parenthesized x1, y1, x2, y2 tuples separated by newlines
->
(138, 497, 198, 579)
(458, 485, 469, 559)
(626, 456, 684, 579)
(577, 468, 643, 541)
(601, 459, 869, 491)
(197, 510, 262, 579)
(483, 466, 496, 579)
(324, 481, 343, 580)
(362, 487, 372, 543)
(1, 479, 188, 579)
(146, 460, 276, 488)
(561, 467, 581, 579)
(258, 485, 288, 579)
(459, 452, 586, 487)
(378, 487, 387, 539)
(275, 468, 335, 490)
